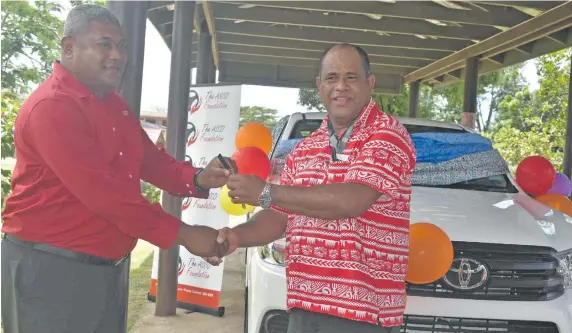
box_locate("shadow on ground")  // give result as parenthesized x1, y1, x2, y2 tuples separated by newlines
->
(129, 248, 246, 333)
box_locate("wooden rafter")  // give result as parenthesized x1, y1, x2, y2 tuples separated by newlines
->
(145, 0, 572, 91)
(200, 0, 220, 69)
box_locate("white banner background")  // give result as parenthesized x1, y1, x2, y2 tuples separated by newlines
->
(150, 83, 242, 309)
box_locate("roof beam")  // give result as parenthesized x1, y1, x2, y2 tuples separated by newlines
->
(217, 44, 432, 68)
(171, 33, 451, 61)
(148, 5, 200, 39)
(470, 1, 563, 11)
(210, 2, 498, 41)
(217, 61, 403, 94)
(209, 21, 471, 52)
(404, 1, 572, 83)
(200, 1, 220, 69)
(431, 28, 572, 88)
(161, 20, 471, 51)
(148, 1, 172, 10)
(215, 34, 450, 61)
(213, 53, 414, 75)
(227, 1, 531, 28)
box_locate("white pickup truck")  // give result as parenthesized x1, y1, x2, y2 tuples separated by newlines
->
(243, 112, 572, 333)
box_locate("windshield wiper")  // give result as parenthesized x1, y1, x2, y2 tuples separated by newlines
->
(416, 183, 508, 192)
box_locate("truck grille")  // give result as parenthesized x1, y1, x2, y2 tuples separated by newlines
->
(406, 242, 564, 301)
(402, 315, 559, 332)
(258, 311, 559, 333)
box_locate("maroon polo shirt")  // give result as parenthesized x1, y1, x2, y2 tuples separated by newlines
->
(2, 62, 208, 259)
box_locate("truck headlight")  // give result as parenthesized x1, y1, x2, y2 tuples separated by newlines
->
(555, 248, 572, 289)
(258, 238, 286, 266)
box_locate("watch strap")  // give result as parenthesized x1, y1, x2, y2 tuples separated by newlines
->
(258, 183, 273, 209)
(193, 168, 209, 193)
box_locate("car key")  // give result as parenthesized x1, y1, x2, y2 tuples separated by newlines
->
(217, 154, 246, 209)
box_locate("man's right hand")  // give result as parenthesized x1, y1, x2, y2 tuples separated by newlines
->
(177, 224, 229, 258)
(202, 227, 240, 266)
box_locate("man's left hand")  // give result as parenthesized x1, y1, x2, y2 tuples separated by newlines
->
(196, 156, 235, 189)
(227, 174, 266, 206)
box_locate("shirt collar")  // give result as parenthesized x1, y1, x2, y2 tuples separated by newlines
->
(52, 61, 97, 99)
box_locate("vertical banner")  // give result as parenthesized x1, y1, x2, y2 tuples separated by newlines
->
(149, 83, 242, 312)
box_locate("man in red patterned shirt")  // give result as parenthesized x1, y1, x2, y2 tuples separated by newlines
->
(206, 43, 416, 333)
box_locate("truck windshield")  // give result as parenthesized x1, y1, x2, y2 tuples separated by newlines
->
(270, 119, 517, 193)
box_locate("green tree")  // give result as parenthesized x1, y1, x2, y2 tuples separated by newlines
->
(487, 49, 570, 172)
(297, 88, 324, 111)
(1, 1, 64, 210)
(1, 92, 21, 210)
(476, 65, 527, 132)
(1, 1, 64, 94)
(141, 181, 161, 203)
(240, 106, 278, 128)
(70, 0, 106, 7)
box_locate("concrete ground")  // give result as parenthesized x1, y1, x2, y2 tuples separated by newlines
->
(129, 215, 248, 333)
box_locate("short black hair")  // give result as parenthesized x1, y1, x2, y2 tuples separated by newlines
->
(63, 4, 121, 38)
(318, 43, 371, 77)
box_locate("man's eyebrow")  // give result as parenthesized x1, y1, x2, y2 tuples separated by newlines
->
(95, 36, 126, 44)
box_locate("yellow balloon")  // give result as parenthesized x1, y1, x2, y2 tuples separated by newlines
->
(219, 185, 254, 216)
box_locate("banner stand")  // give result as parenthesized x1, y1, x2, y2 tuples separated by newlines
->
(147, 83, 242, 318)
(146, 294, 225, 317)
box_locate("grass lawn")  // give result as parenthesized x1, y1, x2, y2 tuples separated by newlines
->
(127, 252, 154, 332)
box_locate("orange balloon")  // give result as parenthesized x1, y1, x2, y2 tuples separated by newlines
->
(535, 193, 572, 217)
(235, 122, 272, 155)
(406, 222, 454, 285)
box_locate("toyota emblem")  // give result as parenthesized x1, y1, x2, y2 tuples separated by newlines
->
(442, 258, 489, 291)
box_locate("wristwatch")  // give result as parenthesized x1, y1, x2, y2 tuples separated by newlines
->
(258, 183, 273, 209)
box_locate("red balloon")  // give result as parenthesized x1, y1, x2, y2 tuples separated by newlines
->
(515, 156, 556, 196)
(232, 147, 271, 180)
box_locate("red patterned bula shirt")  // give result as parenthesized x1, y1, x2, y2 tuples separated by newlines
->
(272, 99, 416, 327)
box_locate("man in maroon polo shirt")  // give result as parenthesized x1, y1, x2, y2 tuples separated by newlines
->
(1, 4, 231, 333)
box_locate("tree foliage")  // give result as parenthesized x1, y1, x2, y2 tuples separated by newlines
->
(240, 106, 279, 128)
(1, 1, 64, 210)
(297, 65, 525, 132)
(486, 49, 570, 172)
(1, 1, 64, 95)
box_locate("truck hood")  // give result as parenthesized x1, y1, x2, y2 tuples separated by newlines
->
(411, 186, 572, 252)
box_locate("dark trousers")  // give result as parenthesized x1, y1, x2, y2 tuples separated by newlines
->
(287, 308, 401, 333)
(1, 236, 129, 333)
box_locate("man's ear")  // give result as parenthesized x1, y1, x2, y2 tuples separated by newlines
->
(367, 73, 376, 93)
(61, 36, 74, 59)
(315, 76, 321, 89)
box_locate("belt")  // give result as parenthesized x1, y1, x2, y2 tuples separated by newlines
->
(2, 234, 129, 267)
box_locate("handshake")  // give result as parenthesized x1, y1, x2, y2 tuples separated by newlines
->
(177, 224, 239, 266)
(175, 155, 269, 265)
